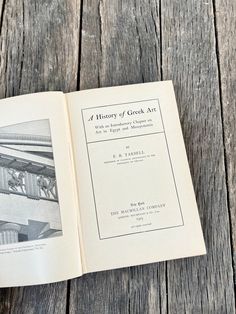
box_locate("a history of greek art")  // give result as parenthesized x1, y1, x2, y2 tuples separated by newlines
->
(67, 81, 206, 273)
(0, 81, 206, 287)
(81, 100, 183, 239)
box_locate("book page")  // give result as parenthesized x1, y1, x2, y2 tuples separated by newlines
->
(67, 81, 206, 273)
(0, 92, 82, 287)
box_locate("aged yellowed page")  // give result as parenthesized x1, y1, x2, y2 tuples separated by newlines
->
(67, 81, 206, 273)
(0, 92, 82, 287)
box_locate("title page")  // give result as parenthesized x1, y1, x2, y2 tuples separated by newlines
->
(67, 81, 206, 273)
(81, 99, 183, 239)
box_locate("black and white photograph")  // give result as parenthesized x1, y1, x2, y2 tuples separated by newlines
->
(0, 119, 62, 246)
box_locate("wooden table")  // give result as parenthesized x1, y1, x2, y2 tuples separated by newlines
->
(0, 1, 235, 313)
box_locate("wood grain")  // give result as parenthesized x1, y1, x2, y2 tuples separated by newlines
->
(215, 0, 236, 282)
(161, 0, 235, 312)
(0, 0, 80, 97)
(0, 283, 68, 314)
(0, 0, 81, 313)
(80, 0, 161, 89)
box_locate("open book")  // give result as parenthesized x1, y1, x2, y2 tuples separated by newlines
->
(0, 81, 206, 287)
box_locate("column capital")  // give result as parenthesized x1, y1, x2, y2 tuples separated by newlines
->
(0, 223, 21, 233)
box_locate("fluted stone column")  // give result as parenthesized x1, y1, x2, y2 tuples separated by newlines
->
(0, 223, 21, 245)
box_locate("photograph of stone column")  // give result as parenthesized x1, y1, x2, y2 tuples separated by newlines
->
(0, 119, 63, 246)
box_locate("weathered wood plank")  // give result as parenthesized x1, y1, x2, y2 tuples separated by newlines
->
(161, 0, 235, 312)
(0, 0, 81, 97)
(70, 1, 167, 313)
(1, 283, 68, 314)
(215, 0, 236, 283)
(70, 270, 130, 314)
(79, 0, 162, 89)
(0, 0, 81, 312)
(0, 0, 4, 20)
